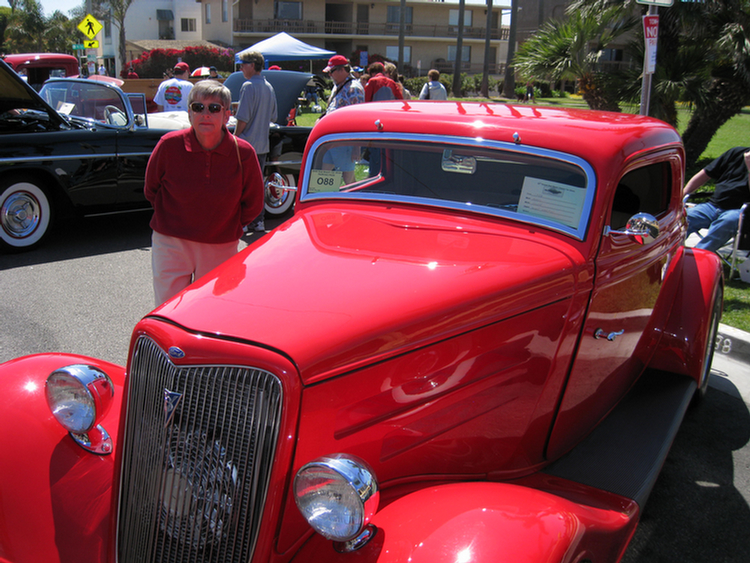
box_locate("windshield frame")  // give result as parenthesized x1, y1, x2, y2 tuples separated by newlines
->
(301, 132, 597, 241)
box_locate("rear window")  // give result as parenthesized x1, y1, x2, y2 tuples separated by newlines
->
(302, 134, 595, 239)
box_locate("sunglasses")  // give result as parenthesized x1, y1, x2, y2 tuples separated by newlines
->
(190, 102, 224, 114)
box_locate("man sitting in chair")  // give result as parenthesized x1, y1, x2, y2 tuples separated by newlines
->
(684, 146, 750, 251)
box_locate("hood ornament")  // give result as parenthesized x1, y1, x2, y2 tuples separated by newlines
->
(163, 389, 183, 427)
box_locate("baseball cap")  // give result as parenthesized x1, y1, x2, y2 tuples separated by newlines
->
(268, 65, 281, 70)
(174, 62, 189, 73)
(324, 55, 349, 73)
(353, 66, 363, 73)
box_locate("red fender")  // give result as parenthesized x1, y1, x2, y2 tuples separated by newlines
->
(291, 480, 638, 563)
(648, 247, 723, 382)
(0, 354, 125, 563)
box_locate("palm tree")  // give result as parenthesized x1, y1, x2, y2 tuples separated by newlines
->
(513, 5, 637, 111)
(45, 10, 79, 55)
(571, 0, 750, 168)
(678, 0, 750, 167)
(93, 0, 134, 75)
(3, 0, 47, 52)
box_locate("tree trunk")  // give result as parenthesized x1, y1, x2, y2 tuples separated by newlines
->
(481, 0, 493, 98)
(682, 79, 750, 169)
(579, 74, 620, 112)
(502, 0, 518, 99)
(452, 0, 466, 97)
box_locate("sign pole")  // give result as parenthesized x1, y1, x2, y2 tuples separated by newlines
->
(639, 5, 659, 116)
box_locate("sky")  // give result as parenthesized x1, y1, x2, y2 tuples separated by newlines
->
(1, 0, 83, 17)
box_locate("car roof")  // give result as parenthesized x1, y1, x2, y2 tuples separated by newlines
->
(311, 101, 682, 175)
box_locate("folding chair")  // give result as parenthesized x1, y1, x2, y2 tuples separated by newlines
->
(683, 197, 750, 278)
(729, 202, 750, 280)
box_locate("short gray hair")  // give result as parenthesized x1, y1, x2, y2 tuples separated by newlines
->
(239, 51, 264, 72)
(188, 79, 231, 109)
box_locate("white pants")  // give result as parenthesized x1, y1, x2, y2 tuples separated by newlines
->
(151, 231, 239, 306)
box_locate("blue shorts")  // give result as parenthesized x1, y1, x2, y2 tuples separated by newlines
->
(322, 146, 356, 172)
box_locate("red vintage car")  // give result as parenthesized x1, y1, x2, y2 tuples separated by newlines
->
(0, 101, 722, 563)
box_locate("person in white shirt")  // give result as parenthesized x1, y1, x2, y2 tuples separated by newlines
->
(419, 69, 448, 100)
(154, 62, 194, 112)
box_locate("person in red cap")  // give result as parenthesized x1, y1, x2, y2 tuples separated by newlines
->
(322, 54, 364, 115)
(268, 65, 281, 70)
(154, 61, 193, 112)
(320, 54, 364, 183)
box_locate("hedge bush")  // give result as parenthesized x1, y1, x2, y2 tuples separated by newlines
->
(123, 46, 235, 79)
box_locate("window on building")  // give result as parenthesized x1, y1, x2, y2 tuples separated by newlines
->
(205, 3, 211, 24)
(386, 46, 411, 64)
(222, 0, 228, 23)
(275, 1, 302, 20)
(601, 48, 624, 62)
(387, 5, 413, 24)
(157, 9, 175, 39)
(181, 18, 197, 32)
(449, 9, 472, 27)
(448, 45, 471, 62)
(104, 19, 111, 44)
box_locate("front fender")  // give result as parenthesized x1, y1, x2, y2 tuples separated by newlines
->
(0, 353, 125, 563)
(649, 247, 723, 380)
(291, 481, 638, 563)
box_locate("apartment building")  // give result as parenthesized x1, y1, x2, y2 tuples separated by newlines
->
(95, 0, 518, 78)
(200, 0, 511, 76)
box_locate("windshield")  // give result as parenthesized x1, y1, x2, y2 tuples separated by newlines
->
(39, 80, 128, 124)
(302, 135, 595, 239)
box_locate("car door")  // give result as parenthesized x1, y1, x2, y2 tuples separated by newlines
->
(547, 156, 685, 458)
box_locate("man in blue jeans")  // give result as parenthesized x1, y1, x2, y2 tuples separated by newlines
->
(684, 147, 750, 251)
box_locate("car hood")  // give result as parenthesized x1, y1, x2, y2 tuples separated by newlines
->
(0, 59, 66, 127)
(152, 205, 586, 383)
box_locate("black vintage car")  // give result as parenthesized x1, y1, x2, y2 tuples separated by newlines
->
(0, 61, 312, 251)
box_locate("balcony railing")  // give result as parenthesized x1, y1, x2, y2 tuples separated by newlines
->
(432, 60, 507, 76)
(234, 19, 509, 41)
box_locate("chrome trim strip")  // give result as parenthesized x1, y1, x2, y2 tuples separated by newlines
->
(300, 132, 597, 241)
(0, 152, 153, 165)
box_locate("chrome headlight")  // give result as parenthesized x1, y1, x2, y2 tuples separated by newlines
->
(45, 364, 114, 454)
(294, 454, 379, 546)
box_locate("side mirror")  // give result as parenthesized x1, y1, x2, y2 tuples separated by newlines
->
(604, 213, 659, 245)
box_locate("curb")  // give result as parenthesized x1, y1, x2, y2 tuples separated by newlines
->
(712, 324, 750, 403)
(715, 323, 750, 365)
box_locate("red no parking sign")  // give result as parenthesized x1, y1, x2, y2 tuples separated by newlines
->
(643, 15, 659, 75)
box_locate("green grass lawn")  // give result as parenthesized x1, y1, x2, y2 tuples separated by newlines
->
(295, 98, 750, 331)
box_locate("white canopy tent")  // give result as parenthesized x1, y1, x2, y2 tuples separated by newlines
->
(234, 32, 335, 71)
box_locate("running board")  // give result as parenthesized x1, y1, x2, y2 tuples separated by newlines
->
(544, 370, 696, 509)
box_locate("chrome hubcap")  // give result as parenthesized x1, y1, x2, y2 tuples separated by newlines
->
(2, 192, 40, 238)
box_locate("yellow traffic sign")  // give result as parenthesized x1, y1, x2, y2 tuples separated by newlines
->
(84, 40, 99, 49)
(78, 14, 102, 39)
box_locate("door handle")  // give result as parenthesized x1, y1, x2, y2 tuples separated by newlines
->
(594, 328, 624, 341)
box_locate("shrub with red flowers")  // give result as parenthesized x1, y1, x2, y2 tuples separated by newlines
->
(122, 45, 235, 79)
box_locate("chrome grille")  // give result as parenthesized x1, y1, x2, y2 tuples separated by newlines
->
(117, 336, 282, 563)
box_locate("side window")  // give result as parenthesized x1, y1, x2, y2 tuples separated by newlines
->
(611, 162, 672, 229)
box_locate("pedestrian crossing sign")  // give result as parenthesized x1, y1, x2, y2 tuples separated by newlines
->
(78, 14, 102, 39)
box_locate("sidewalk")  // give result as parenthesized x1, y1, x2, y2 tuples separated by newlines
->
(711, 324, 750, 403)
